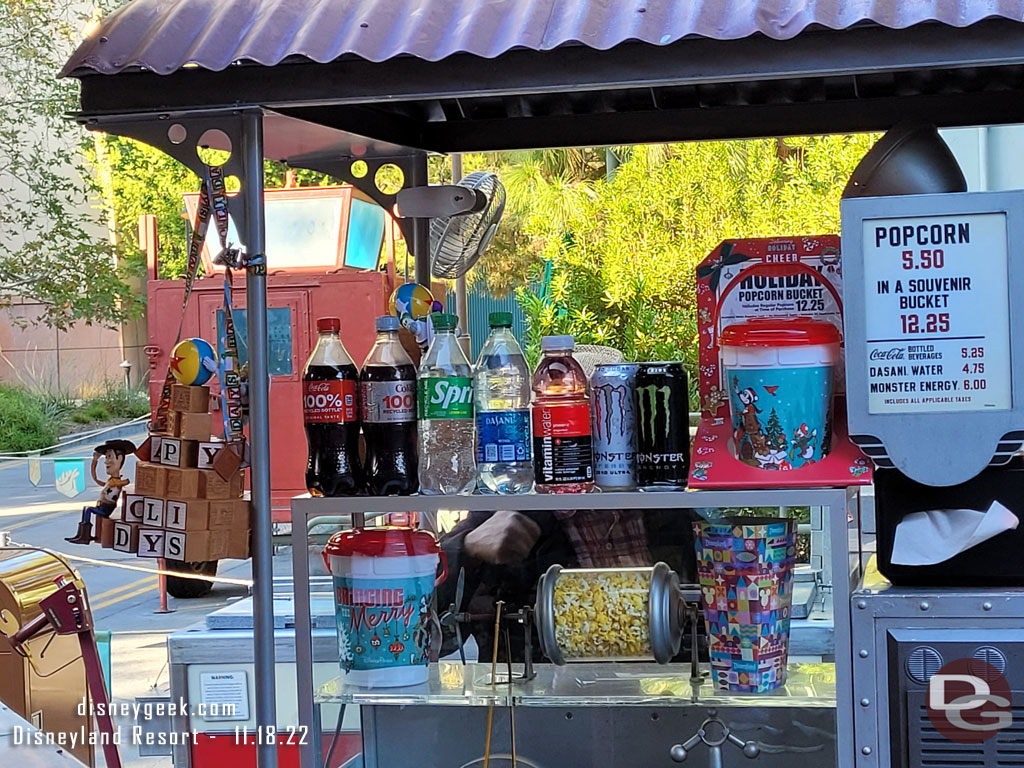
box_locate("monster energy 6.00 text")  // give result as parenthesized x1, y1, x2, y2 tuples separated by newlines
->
(635, 362, 690, 490)
(591, 363, 639, 490)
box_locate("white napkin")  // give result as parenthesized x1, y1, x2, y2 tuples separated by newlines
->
(891, 501, 1019, 566)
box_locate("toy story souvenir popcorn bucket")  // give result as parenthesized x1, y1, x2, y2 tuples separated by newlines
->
(323, 527, 447, 687)
(693, 518, 797, 693)
(719, 318, 840, 470)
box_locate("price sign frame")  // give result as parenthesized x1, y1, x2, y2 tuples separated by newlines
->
(842, 190, 1024, 486)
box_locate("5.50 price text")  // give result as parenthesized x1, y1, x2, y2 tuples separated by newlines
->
(901, 249, 945, 270)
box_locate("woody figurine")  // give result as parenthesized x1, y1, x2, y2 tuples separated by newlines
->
(66, 439, 137, 544)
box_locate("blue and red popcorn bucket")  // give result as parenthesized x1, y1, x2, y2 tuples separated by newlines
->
(693, 518, 797, 693)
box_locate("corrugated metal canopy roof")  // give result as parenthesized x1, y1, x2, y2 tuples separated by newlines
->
(62, 1, 1024, 155)
(61, 0, 1024, 77)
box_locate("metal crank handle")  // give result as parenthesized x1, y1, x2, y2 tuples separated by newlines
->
(727, 733, 761, 759)
(669, 733, 704, 762)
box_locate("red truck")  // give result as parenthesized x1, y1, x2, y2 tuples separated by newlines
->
(143, 184, 400, 595)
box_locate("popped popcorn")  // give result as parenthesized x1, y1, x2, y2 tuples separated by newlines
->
(551, 569, 653, 661)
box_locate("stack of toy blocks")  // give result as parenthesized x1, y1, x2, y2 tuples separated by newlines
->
(111, 383, 251, 561)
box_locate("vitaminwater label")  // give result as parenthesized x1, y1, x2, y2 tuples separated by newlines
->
(477, 410, 531, 464)
(418, 377, 473, 419)
(361, 380, 416, 423)
(303, 380, 357, 423)
(332, 573, 434, 672)
(532, 402, 593, 484)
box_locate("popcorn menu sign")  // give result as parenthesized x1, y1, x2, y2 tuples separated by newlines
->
(861, 213, 1011, 414)
(842, 191, 1024, 487)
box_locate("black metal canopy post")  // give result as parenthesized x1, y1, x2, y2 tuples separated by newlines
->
(240, 111, 278, 768)
(75, 107, 279, 768)
(409, 152, 431, 284)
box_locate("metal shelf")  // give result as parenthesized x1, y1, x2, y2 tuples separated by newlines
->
(293, 487, 853, 518)
(316, 661, 837, 709)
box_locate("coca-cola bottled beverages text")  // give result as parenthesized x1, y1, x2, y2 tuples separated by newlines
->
(531, 335, 593, 493)
(360, 316, 418, 495)
(303, 317, 360, 496)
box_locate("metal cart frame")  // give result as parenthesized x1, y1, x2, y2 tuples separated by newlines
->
(59, 5, 1024, 767)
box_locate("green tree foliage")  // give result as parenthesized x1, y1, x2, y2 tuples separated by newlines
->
(88, 136, 196, 279)
(465, 149, 603, 298)
(88, 134, 334, 280)
(0, 384, 60, 451)
(0, 0, 139, 328)
(489, 136, 876, 375)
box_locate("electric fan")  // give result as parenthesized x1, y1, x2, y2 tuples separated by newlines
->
(428, 171, 505, 279)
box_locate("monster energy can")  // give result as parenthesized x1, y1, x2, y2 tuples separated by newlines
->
(635, 362, 690, 490)
(591, 363, 639, 490)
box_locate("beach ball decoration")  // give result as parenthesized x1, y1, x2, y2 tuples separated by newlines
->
(389, 282, 441, 322)
(169, 337, 218, 386)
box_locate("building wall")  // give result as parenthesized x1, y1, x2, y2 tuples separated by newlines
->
(941, 125, 1024, 192)
(0, 299, 135, 397)
(0, 5, 133, 398)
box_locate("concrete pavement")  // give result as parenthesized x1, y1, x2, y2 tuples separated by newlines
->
(0, 427, 257, 767)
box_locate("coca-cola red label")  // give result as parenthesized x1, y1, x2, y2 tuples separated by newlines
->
(532, 402, 593, 484)
(304, 380, 357, 423)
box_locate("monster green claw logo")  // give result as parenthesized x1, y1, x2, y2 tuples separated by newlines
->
(638, 385, 673, 438)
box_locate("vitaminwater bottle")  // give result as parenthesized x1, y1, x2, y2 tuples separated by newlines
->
(303, 317, 360, 496)
(531, 335, 594, 493)
(474, 312, 533, 494)
(360, 316, 418, 495)
(418, 313, 476, 494)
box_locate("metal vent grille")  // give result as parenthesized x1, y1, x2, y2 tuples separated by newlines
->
(971, 646, 1008, 680)
(912, 703, 1024, 768)
(907, 646, 944, 683)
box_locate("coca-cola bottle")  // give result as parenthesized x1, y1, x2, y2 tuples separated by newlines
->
(360, 316, 418, 495)
(303, 317, 360, 496)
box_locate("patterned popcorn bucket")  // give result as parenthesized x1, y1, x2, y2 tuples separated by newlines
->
(693, 518, 797, 693)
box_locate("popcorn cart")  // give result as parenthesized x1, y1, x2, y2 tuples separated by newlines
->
(51, 3, 1024, 768)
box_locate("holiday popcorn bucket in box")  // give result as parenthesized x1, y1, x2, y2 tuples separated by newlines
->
(324, 527, 447, 687)
(693, 518, 797, 693)
(720, 318, 840, 471)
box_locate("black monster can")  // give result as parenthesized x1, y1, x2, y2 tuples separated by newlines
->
(635, 362, 690, 490)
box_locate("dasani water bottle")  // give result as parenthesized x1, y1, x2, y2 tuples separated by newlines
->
(474, 312, 534, 493)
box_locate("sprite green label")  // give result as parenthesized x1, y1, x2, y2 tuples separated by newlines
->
(418, 377, 473, 419)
